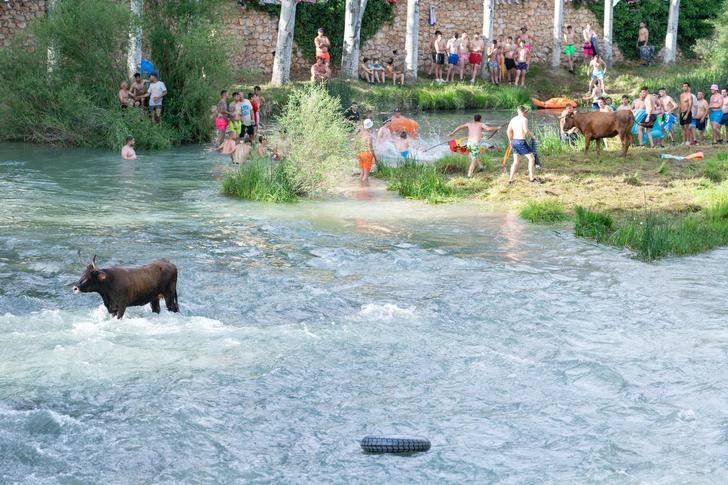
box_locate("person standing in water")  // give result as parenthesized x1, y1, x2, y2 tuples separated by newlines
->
(447, 114, 500, 178)
(358, 119, 378, 183)
(121, 136, 137, 160)
(507, 106, 538, 184)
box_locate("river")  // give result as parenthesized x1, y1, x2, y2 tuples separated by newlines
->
(1, 143, 727, 483)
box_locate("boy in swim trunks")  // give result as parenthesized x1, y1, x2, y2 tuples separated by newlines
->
(514, 40, 529, 87)
(358, 119, 378, 183)
(678, 83, 694, 145)
(394, 131, 411, 164)
(637, 87, 657, 148)
(507, 106, 538, 184)
(469, 34, 484, 83)
(447, 114, 500, 178)
(693, 91, 709, 143)
(446, 33, 460, 82)
(434, 31, 446, 82)
(582, 24, 595, 63)
(457, 33, 469, 82)
(503, 37, 516, 85)
(563, 25, 576, 73)
(659, 87, 677, 144)
(487, 40, 500, 85)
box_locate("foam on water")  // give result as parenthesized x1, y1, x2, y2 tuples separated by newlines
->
(2, 141, 728, 482)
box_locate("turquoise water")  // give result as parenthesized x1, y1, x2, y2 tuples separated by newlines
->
(1, 143, 727, 483)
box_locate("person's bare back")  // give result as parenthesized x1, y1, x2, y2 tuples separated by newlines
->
(507, 114, 529, 140)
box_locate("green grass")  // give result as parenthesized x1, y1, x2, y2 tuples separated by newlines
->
(433, 154, 470, 174)
(376, 160, 453, 203)
(519, 200, 568, 224)
(221, 157, 298, 202)
(703, 152, 728, 182)
(574, 202, 728, 261)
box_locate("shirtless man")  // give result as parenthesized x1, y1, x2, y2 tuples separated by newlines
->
(487, 40, 500, 85)
(638, 87, 657, 148)
(448, 114, 500, 178)
(310, 57, 331, 82)
(693, 91, 709, 143)
(507, 106, 537, 184)
(637, 22, 650, 65)
(517, 27, 532, 51)
(659, 87, 677, 144)
(231, 135, 253, 165)
(457, 32, 469, 81)
(434, 31, 446, 82)
(469, 34, 484, 83)
(428, 32, 438, 77)
(708, 84, 724, 144)
(678, 83, 694, 145)
(617, 95, 632, 111)
(632, 91, 646, 112)
(252, 86, 265, 126)
(563, 25, 577, 73)
(503, 37, 516, 84)
(358, 119, 378, 183)
(446, 33, 460, 82)
(582, 24, 595, 63)
(129, 72, 148, 107)
(560, 105, 579, 145)
(121, 136, 137, 160)
(314, 28, 331, 63)
(118, 81, 134, 108)
(514, 40, 529, 87)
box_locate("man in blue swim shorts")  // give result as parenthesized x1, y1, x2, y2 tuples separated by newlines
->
(446, 32, 460, 82)
(514, 39, 530, 87)
(507, 106, 538, 184)
(708, 84, 724, 144)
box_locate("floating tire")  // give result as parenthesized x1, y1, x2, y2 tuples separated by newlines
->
(360, 436, 431, 454)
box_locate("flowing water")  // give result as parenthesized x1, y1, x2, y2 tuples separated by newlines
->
(1, 142, 727, 483)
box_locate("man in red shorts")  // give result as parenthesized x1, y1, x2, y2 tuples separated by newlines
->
(469, 34, 484, 84)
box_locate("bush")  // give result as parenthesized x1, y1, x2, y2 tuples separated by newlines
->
(278, 83, 354, 195)
(222, 157, 298, 202)
(520, 200, 568, 224)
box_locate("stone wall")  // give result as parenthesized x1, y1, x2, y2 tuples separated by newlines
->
(361, 0, 623, 68)
(0, 0, 46, 47)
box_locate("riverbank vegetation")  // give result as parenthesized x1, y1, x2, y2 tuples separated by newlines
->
(0, 0, 230, 149)
(376, 146, 728, 260)
(221, 157, 298, 202)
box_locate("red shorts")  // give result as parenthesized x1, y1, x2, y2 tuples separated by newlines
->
(358, 151, 373, 171)
(215, 117, 228, 131)
(469, 53, 482, 65)
(318, 52, 330, 61)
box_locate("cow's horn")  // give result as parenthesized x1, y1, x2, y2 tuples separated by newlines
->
(91, 255, 97, 269)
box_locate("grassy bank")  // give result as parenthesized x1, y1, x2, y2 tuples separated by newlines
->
(222, 157, 298, 203)
(376, 145, 728, 259)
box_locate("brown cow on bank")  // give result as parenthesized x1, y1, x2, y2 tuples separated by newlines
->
(561, 110, 635, 157)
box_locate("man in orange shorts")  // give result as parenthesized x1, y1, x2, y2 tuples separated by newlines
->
(358, 119, 378, 183)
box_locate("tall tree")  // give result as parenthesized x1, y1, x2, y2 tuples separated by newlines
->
(551, 0, 564, 68)
(271, 0, 298, 86)
(404, 0, 419, 84)
(664, 0, 680, 63)
(341, 0, 368, 79)
(47, 0, 59, 72)
(602, 0, 614, 66)
(481, 0, 493, 79)
(128, 0, 143, 78)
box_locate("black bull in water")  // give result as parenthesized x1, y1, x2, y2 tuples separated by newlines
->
(73, 256, 179, 319)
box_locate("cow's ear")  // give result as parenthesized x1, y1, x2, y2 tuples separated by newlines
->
(97, 271, 108, 282)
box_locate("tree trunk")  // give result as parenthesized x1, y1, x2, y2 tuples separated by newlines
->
(271, 0, 298, 86)
(551, 0, 564, 68)
(480, 0, 493, 79)
(341, 0, 368, 79)
(602, 0, 613, 66)
(664, 0, 680, 64)
(404, 0, 419, 84)
(128, 0, 143, 78)
(47, 0, 58, 73)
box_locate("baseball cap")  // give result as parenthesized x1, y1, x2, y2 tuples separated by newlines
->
(363, 119, 374, 129)
(711, 84, 719, 91)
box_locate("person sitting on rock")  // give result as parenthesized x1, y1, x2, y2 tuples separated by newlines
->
(311, 57, 331, 82)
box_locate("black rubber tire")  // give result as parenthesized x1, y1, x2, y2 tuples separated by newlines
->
(360, 436, 431, 453)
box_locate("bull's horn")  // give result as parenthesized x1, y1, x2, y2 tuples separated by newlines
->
(91, 255, 97, 269)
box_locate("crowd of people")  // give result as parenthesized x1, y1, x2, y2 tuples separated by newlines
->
(118, 72, 167, 123)
(212, 87, 275, 164)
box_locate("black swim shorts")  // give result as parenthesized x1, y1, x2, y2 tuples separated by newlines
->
(680, 111, 692, 126)
(244, 124, 255, 137)
(640, 114, 657, 128)
(436, 53, 445, 65)
(504, 58, 516, 70)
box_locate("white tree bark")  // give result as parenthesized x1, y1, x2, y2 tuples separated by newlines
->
(602, 0, 613, 66)
(47, 0, 58, 73)
(551, 0, 564, 68)
(481, 0, 493, 79)
(271, 0, 298, 86)
(404, 0, 420, 84)
(128, 0, 143, 78)
(341, 0, 368, 79)
(664, 0, 680, 64)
